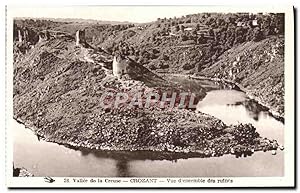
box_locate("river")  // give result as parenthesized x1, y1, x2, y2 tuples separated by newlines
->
(13, 87, 284, 177)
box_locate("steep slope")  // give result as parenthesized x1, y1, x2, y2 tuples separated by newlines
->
(200, 36, 284, 117)
(13, 33, 280, 157)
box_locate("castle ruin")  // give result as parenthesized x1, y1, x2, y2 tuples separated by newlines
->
(75, 29, 86, 46)
(17, 27, 29, 43)
(38, 31, 50, 42)
(17, 29, 22, 43)
(112, 54, 130, 78)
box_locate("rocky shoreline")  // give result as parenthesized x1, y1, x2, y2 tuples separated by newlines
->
(199, 36, 285, 118)
(13, 166, 34, 177)
(14, 108, 282, 159)
(160, 73, 284, 122)
(188, 75, 285, 122)
(13, 32, 284, 161)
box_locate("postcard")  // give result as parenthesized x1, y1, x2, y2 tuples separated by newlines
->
(6, 5, 295, 188)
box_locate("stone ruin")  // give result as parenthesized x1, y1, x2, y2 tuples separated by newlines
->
(17, 29, 22, 43)
(112, 52, 144, 79)
(14, 26, 40, 52)
(112, 53, 130, 78)
(17, 27, 29, 43)
(75, 29, 86, 46)
(38, 31, 50, 42)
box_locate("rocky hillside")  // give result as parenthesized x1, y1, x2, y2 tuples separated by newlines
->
(200, 36, 284, 117)
(13, 24, 281, 157)
(87, 13, 285, 117)
(13, 12, 285, 157)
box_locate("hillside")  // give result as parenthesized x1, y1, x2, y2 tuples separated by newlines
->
(94, 12, 285, 117)
(13, 23, 280, 157)
(200, 36, 284, 117)
(13, 11, 285, 159)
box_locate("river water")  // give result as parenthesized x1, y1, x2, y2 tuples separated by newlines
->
(13, 88, 284, 177)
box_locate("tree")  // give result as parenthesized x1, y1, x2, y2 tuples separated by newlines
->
(162, 54, 169, 61)
(192, 29, 197, 36)
(208, 28, 214, 36)
(251, 27, 264, 42)
(151, 34, 156, 42)
(234, 35, 243, 45)
(274, 13, 284, 34)
(180, 25, 185, 32)
(129, 47, 135, 55)
(182, 62, 195, 70)
(181, 34, 188, 41)
(197, 34, 207, 44)
(185, 18, 191, 23)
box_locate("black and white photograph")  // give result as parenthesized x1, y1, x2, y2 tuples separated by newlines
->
(5, 5, 295, 188)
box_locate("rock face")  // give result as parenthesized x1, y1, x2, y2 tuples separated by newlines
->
(201, 36, 284, 117)
(13, 166, 34, 177)
(75, 29, 86, 46)
(38, 30, 50, 42)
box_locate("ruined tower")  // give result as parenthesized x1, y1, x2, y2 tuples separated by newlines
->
(23, 29, 28, 43)
(17, 29, 22, 43)
(17, 27, 29, 43)
(112, 54, 130, 78)
(38, 31, 50, 42)
(75, 29, 86, 46)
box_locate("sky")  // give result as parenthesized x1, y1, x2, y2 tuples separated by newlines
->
(8, 6, 268, 23)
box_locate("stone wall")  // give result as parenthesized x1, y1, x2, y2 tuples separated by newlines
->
(76, 30, 86, 46)
(16, 28, 29, 43)
(112, 54, 130, 78)
(38, 31, 50, 42)
(14, 26, 39, 45)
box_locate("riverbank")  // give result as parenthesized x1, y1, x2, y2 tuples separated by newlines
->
(13, 166, 34, 177)
(160, 73, 284, 122)
(14, 105, 281, 159)
(12, 117, 284, 177)
(199, 36, 284, 118)
(189, 75, 284, 122)
(13, 35, 283, 160)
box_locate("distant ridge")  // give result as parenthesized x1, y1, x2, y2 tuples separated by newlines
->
(14, 17, 136, 25)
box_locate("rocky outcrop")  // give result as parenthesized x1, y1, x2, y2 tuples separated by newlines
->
(13, 166, 34, 177)
(200, 36, 284, 117)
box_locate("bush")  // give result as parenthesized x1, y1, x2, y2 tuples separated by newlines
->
(252, 27, 264, 42)
(158, 62, 169, 69)
(181, 34, 188, 41)
(182, 63, 195, 70)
